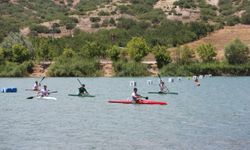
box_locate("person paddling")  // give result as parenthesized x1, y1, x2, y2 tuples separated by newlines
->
(159, 80, 169, 93)
(33, 81, 41, 91)
(38, 85, 49, 97)
(194, 78, 200, 86)
(131, 88, 143, 104)
(78, 84, 88, 95)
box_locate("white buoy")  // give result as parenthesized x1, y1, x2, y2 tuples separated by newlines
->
(168, 78, 174, 83)
(147, 80, 153, 85)
(208, 74, 212, 77)
(193, 76, 197, 80)
(130, 81, 136, 86)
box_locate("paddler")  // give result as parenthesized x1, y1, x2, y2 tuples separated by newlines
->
(79, 84, 88, 95)
(38, 85, 49, 97)
(33, 81, 41, 91)
(159, 80, 169, 93)
(194, 78, 200, 86)
(131, 88, 142, 103)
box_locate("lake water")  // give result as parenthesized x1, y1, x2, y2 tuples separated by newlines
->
(0, 77, 250, 150)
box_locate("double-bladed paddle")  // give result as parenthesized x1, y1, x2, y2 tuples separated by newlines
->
(77, 78, 83, 85)
(39, 76, 46, 85)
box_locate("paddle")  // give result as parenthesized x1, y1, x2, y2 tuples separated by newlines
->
(39, 76, 45, 85)
(26, 91, 58, 99)
(77, 78, 82, 85)
(157, 73, 162, 81)
(141, 96, 148, 100)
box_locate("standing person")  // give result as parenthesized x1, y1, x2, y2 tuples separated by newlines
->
(33, 81, 41, 91)
(159, 80, 169, 93)
(38, 85, 49, 97)
(78, 84, 88, 95)
(131, 88, 143, 103)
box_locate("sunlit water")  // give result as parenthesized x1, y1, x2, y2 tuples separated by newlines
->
(0, 77, 249, 150)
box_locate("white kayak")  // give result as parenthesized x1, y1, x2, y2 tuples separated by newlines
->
(35, 96, 57, 100)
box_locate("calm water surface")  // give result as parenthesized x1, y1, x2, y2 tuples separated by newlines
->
(0, 77, 249, 150)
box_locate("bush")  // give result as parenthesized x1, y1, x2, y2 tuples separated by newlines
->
(48, 56, 101, 77)
(241, 11, 250, 24)
(90, 17, 101, 22)
(225, 39, 249, 64)
(98, 10, 110, 16)
(30, 25, 50, 33)
(127, 37, 149, 62)
(153, 45, 172, 69)
(0, 61, 34, 77)
(196, 43, 217, 62)
(113, 60, 149, 76)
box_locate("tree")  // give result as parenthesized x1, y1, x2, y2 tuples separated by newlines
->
(225, 39, 249, 64)
(82, 41, 106, 58)
(178, 45, 195, 64)
(107, 45, 122, 61)
(241, 11, 250, 25)
(153, 45, 172, 69)
(62, 48, 76, 57)
(127, 37, 149, 62)
(11, 44, 31, 63)
(196, 43, 217, 62)
(0, 32, 33, 59)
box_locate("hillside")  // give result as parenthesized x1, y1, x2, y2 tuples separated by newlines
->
(183, 24, 250, 60)
(1, 0, 250, 77)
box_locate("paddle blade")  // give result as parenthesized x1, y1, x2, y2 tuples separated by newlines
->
(77, 79, 82, 85)
(27, 96, 34, 99)
(39, 76, 45, 84)
(157, 74, 162, 80)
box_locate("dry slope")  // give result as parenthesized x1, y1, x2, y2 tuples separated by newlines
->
(184, 24, 250, 60)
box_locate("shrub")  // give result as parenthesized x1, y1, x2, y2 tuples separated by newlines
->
(127, 37, 149, 62)
(225, 39, 249, 64)
(196, 43, 217, 62)
(90, 17, 101, 22)
(30, 25, 50, 33)
(113, 60, 149, 76)
(153, 45, 172, 69)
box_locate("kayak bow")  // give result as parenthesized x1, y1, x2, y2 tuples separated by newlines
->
(35, 96, 57, 100)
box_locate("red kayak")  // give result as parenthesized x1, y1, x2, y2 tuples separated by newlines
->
(108, 99, 167, 105)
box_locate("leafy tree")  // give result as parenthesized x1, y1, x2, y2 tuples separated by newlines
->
(153, 45, 172, 69)
(11, 44, 31, 63)
(82, 41, 106, 58)
(241, 11, 250, 24)
(127, 37, 149, 62)
(177, 45, 195, 64)
(62, 48, 76, 57)
(107, 45, 122, 61)
(225, 39, 249, 64)
(196, 43, 217, 62)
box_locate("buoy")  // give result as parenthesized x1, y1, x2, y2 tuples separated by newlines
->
(177, 77, 182, 81)
(147, 80, 153, 85)
(193, 76, 197, 80)
(168, 78, 174, 83)
(1, 87, 17, 93)
(130, 81, 136, 86)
